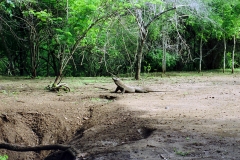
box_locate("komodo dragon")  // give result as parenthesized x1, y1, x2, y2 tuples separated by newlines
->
(112, 77, 168, 93)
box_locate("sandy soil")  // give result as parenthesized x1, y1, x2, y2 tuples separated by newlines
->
(0, 73, 240, 160)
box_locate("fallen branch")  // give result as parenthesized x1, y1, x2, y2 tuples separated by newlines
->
(0, 142, 77, 157)
(0, 143, 70, 152)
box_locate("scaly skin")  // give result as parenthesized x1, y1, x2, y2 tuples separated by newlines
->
(112, 77, 169, 94)
(112, 77, 135, 93)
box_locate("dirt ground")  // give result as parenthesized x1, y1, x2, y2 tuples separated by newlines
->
(0, 73, 240, 160)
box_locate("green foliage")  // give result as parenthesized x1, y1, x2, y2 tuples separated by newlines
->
(174, 148, 190, 156)
(226, 52, 239, 68)
(144, 63, 151, 73)
(22, 9, 52, 22)
(226, 52, 232, 68)
(145, 49, 178, 72)
(0, 154, 8, 160)
(210, 0, 240, 38)
(0, 0, 240, 77)
(0, 0, 15, 16)
(0, 57, 7, 75)
(64, 65, 74, 77)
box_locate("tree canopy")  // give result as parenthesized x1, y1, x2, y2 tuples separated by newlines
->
(0, 0, 240, 79)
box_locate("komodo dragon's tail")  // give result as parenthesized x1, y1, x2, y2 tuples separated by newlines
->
(135, 87, 172, 93)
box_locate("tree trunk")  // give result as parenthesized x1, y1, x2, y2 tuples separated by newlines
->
(19, 50, 25, 76)
(47, 50, 50, 77)
(162, 30, 167, 74)
(135, 39, 145, 80)
(232, 35, 235, 74)
(30, 28, 39, 78)
(53, 70, 63, 87)
(162, 50, 166, 74)
(50, 51, 58, 76)
(223, 35, 226, 73)
(134, 8, 149, 80)
(18, 23, 27, 76)
(53, 50, 64, 86)
(133, 6, 176, 80)
(199, 36, 203, 73)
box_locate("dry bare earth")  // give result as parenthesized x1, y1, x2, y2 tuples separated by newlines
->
(0, 73, 240, 160)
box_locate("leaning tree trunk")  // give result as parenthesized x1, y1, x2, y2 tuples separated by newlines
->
(46, 54, 70, 92)
(223, 35, 226, 73)
(47, 69, 69, 92)
(133, 6, 176, 80)
(53, 57, 64, 87)
(53, 72, 62, 87)
(232, 35, 235, 74)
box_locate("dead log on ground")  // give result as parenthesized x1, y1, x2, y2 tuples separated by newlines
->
(0, 142, 77, 158)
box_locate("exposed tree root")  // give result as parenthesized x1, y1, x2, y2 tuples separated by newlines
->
(0, 142, 77, 158)
(0, 142, 70, 151)
(47, 83, 70, 92)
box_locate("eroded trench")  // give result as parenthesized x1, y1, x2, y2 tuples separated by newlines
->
(0, 95, 156, 160)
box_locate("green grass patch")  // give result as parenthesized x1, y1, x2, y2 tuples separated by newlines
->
(174, 148, 190, 156)
(0, 154, 8, 160)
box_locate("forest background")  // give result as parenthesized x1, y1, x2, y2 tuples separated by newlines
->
(0, 0, 240, 83)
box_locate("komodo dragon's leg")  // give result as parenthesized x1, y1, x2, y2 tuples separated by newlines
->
(121, 88, 125, 93)
(114, 86, 120, 93)
(115, 86, 125, 93)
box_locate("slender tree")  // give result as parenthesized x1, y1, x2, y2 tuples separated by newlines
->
(48, 0, 121, 88)
(211, 0, 240, 73)
(127, 1, 176, 79)
(127, 0, 211, 79)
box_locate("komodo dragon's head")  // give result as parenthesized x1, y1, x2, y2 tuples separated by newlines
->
(112, 77, 122, 86)
(112, 77, 120, 81)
